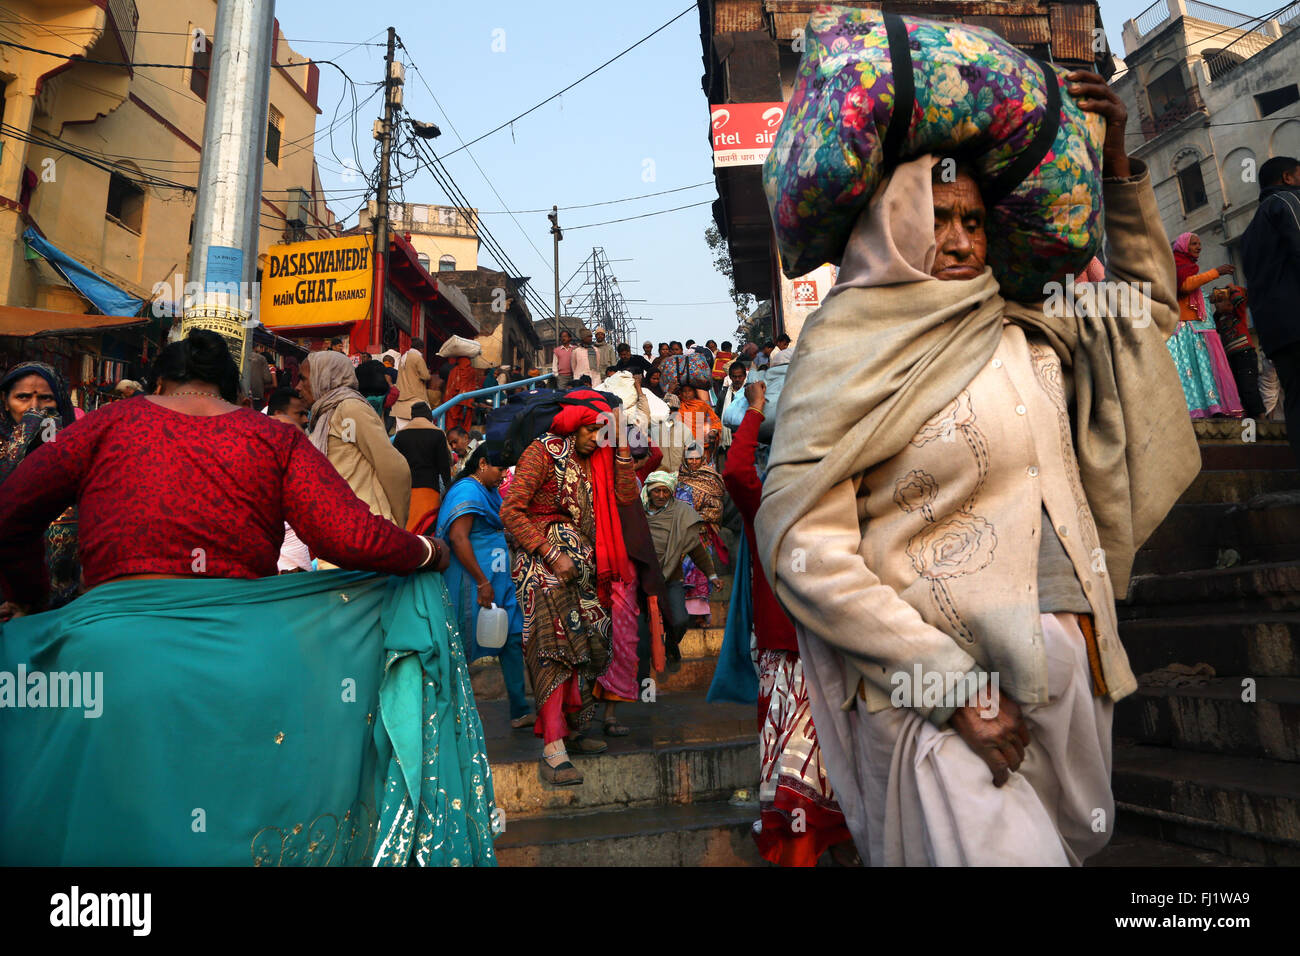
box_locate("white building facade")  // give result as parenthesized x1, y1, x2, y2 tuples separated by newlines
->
(1113, 0, 1300, 277)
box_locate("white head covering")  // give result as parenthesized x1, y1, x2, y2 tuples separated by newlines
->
(826, 154, 939, 295)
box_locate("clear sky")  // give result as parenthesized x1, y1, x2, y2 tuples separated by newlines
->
(273, 0, 1268, 346)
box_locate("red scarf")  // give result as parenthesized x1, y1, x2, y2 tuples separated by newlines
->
(550, 390, 632, 606)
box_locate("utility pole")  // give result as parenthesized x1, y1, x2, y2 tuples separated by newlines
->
(183, 0, 276, 394)
(548, 205, 562, 353)
(370, 26, 398, 353)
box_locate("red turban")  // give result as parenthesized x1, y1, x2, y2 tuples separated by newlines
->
(548, 389, 611, 435)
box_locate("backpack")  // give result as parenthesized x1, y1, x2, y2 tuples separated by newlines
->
(500, 391, 616, 467)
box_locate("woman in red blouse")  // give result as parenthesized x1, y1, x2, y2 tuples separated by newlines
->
(0, 330, 448, 616)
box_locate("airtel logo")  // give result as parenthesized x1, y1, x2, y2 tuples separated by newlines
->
(711, 108, 730, 129)
(762, 106, 784, 126)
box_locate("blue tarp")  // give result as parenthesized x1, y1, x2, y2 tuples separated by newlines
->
(23, 228, 144, 317)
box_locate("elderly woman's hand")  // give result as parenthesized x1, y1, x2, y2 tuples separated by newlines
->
(1066, 70, 1130, 180)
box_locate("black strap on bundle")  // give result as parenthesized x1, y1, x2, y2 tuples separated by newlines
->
(984, 58, 1063, 204)
(881, 13, 914, 169)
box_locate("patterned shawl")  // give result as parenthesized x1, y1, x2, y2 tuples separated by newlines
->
(677, 458, 725, 525)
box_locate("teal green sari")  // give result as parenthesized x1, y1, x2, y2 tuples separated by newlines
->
(0, 570, 496, 866)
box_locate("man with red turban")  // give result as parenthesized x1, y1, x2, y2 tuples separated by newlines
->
(501, 390, 640, 786)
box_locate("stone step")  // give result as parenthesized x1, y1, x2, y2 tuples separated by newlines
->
(1110, 742, 1300, 865)
(680, 626, 725, 659)
(1121, 562, 1300, 617)
(494, 801, 765, 866)
(1137, 499, 1300, 569)
(1119, 613, 1300, 678)
(468, 618, 728, 702)
(479, 694, 757, 818)
(1114, 677, 1300, 762)
(1085, 826, 1257, 867)
(1180, 468, 1300, 505)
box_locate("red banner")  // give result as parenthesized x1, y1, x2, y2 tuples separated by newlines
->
(710, 102, 785, 168)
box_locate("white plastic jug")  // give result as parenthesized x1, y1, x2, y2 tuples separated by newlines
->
(476, 603, 508, 650)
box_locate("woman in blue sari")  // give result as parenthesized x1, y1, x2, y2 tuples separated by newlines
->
(436, 442, 532, 728)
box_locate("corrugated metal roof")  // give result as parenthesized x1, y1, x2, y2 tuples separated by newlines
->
(0, 306, 149, 338)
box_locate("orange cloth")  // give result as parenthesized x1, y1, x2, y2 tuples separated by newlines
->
(406, 486, 441, 534)
(444, 357, 481, 432)
(678, 396, 720, 446)
(1177, 268, 1221, 324)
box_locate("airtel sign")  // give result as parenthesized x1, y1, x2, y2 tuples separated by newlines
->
(710, 102, 785, 168)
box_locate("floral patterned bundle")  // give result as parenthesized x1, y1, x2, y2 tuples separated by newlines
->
(764, 5, 1107, 301)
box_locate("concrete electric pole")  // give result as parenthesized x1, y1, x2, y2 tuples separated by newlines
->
(370, 26, 399, 353)
(183, 0, 277, 394)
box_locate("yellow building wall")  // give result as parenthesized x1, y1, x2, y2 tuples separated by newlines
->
(1, 0, 338, 312)
(401, 232, 480, 275)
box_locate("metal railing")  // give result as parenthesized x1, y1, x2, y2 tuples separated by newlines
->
(1134, 0, 1170, 36)
(428, 371, 556, 429)
(1187, 0, 1265, 28)
(1142, 85, 1209, 138)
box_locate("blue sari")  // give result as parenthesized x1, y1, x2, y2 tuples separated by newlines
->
(0, 570, 496, 866)
(435, 477, 524, 661)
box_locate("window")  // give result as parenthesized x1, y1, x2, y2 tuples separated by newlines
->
(1178, 162, 1208, 212)
(1147, 69, 1187, 120)
(106, 172, 145, 232)
(190, 34, 211, 101)
(266, 105, 283, 166)
(417, 253, 431, 272)
(1257, 85, 1300, 117)
(438, 254, 456, 272)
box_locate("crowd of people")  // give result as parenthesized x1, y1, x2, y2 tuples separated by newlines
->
(2, 49, 1297, 868)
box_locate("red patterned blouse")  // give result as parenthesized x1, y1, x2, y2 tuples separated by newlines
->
(0, 397, 426, 608)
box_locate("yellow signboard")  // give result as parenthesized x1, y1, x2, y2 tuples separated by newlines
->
(260, 235, 372, 328)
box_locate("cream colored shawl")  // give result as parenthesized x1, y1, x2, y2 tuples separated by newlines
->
(756, 156, 1199, 602)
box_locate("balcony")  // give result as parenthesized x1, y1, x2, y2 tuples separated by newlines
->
(1141, 85, 1208, 139)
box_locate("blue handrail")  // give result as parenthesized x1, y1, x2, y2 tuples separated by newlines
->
(429, 371, 557, 428)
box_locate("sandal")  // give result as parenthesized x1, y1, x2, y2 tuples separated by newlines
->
(603, 719, 630, 737)
(510, 712, 537, 730)
(565, 733, 608, 755)
(539, 756, 583, 786)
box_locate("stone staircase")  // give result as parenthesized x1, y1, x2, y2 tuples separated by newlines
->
(1111, 432, 1300, 865)
(472, 578, 769, 866)
(465, 432, 1300, 866)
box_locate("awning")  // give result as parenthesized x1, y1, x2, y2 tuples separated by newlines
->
(23, 228, 145, 317)
(0, 305, 149, 338)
